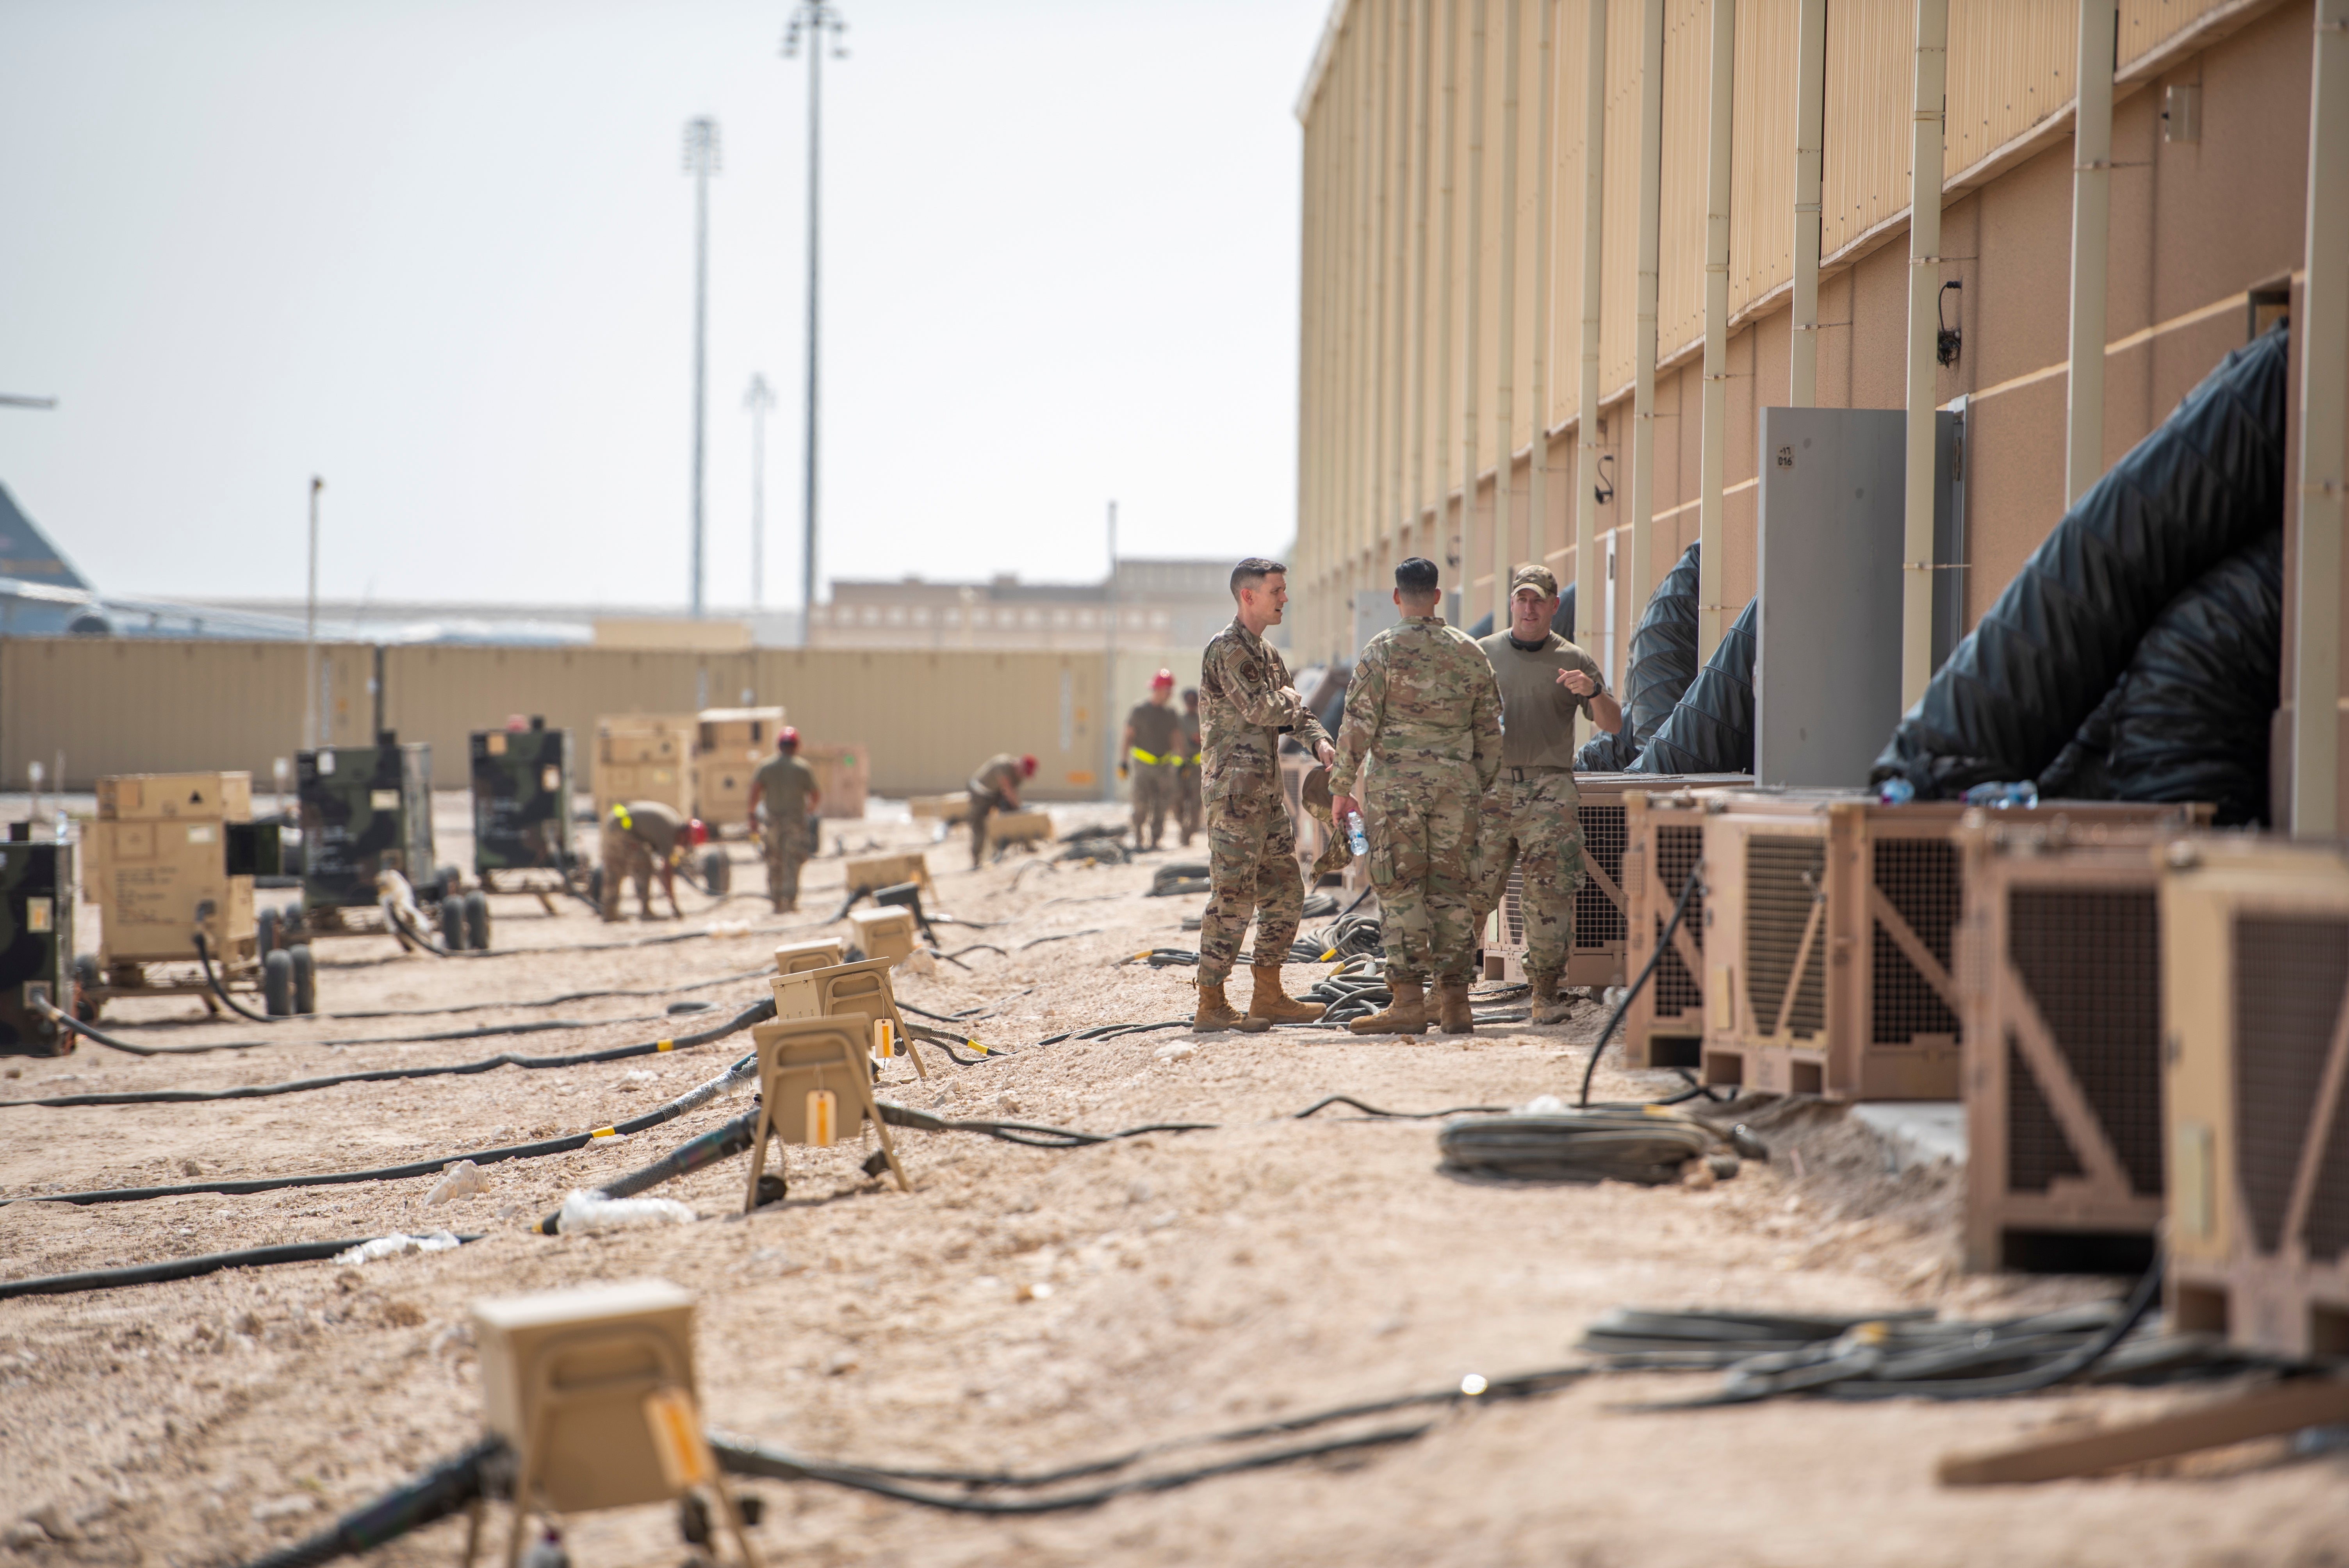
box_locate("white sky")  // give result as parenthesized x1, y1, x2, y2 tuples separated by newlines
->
(0, 0, 1330, 608)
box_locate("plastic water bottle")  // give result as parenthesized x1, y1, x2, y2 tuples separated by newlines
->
(1345, 812, 1369, 858)
(1961, 780, 2040, 810)
(1877, 777, 1916, 807)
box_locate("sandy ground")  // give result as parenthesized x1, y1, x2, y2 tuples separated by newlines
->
(0, 794, 2342, 1568)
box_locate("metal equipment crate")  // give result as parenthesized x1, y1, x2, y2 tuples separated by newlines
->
(2161, 837, 2349, 1361)
(1957, 820, 2172, 1274)
(1697, 791, 2206, 1101)
(1620, 786, 1739, 1068)
(802, 741, 870, 820)
(79, 770, 299, 1016)
(591, 713, 695, 823)
(471, 722, 575, 889)
(693, 706, 786, 834)
(299, 734, 440, 921)
(0, 831, 74, 1055)
(1484, 773, 1750, 988)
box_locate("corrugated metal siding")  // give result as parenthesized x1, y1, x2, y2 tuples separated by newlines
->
(1948, 1, 2075, 175)
(1550, 0, 1593, 432)
(1819, 0, 1912, 261)
(1657, 0, 1712, 361)
(1597, 0, 1646, 398)
(1728, 0, 1798, 319)
(2120, 0, 2230, 67)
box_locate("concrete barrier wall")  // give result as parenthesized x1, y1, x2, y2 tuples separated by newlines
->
(0, 637, 1138, 801)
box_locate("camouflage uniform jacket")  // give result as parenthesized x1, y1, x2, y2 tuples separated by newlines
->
(1330, 617, 1504, 798)
(1198, 619, 1331, 783)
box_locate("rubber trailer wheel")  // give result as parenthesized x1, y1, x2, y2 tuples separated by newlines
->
(437, 865, 462, 900)
(256, 906, 280, 960)
(587, 865, 605, 907)
(290, 944, 316, 1014)
(438, 898, 467, 951)
(462, 889, 491, 951)
(702, 847, 731, 896)
(262, 949, 294, 1016)
(70, 952, 100, 1022)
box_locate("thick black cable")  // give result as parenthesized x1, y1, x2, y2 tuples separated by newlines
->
(0, 1234, 485, 1300)
(25, 1002, 678, 1061)
(875, 1101, 1216, 1149)
(193, 933, 283, 1023)
(235, 1439, 504, 1568)
(2, 998, 774, 1206)
(534, 1110, 761, 1233)
(1292, 1094, 1509, 1121)
(1579, 867, 1703, 1108)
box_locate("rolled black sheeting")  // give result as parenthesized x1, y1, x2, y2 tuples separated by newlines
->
(1577, 542, 1701, 771)
(2037, 527, 2282, 824)
(1627, 597, 1757, 775)
(1872, 325, 2290, 798)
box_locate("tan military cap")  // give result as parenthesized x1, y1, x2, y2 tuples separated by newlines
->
(1510, 563, 1558, 597)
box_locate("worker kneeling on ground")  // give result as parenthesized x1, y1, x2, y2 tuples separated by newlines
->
(1332, 556, 1503, 1037)
(966, 751, 1036, 869)
(1475, 563, 1620, 1025)
(1193, 556, 1331, 1033)
(601, 799, 691, 922)
(1122, 667, 1184, 852)
(748, 725, 821, 914)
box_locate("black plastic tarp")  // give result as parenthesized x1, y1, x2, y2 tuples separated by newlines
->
(1870, 324, 2289, 798)
(1628, 597, 1757, 775)
(2036, 527, 2281, 825)
(1577, 542, 1702, 771)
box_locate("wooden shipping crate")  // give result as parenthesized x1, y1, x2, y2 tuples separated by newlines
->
(693, 707, 785, 832)
(2161, 836, 2349, 1361)
(984, 809, 1053, 849)
(1698, 791, 2207, 1101)
(86, 771, 257, 965)
(591, 715, 696, 822)
(910, 793, 972, 823)
(801, 742, 870, 821)
(1620, 786, 1734, 1069)
(96, 771, 253, 823)
(1958, 820, 2173, 1273)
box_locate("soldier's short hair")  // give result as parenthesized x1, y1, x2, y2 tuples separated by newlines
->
(1395, 557, 1440, 597)
(1230, 557, 1287, 597)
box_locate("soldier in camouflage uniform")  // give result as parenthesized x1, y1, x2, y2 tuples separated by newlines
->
(1193, 557, 1334, 1033)
(1175, 688, 1203, 846)
(1121, 668, 1184, 850)
(1330, 557, 1504, 1035)
(1475, 564, 1622, 1024)
(747, 727, 820, 913)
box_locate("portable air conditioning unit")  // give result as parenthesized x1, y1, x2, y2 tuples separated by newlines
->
(470, 722, 574, 885)
(1483, 773, 1748, 988)
(2160, 837, 2349, 1361)
(1620, 787, 1734, 1069)
(1698, 791, 2206, 1100)
(298, 734, 437, 913)
(1957, 820, 2173, 1273)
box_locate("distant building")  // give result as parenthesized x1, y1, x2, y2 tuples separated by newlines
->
(809, 559, 1273, 652)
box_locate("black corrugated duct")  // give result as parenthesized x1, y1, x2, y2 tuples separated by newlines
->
(1871, 325, 2289, 798)
(2036, 527, 2282, 825)
(1577, 542, 1702, 771)
(1627, 597, 1757, 776)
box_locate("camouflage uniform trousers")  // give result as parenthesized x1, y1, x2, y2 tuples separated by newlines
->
(763, 820, 809, 910)
(1480, 769, 1586, 983)
(1130, 761, 1181, 848)
(1196, 764, 1304, 985)
(1177, 765, 1202, 844)
(968, 789, 1012, 868)
(600, 828, 658, 920)
(1365, 759, 1485, 987)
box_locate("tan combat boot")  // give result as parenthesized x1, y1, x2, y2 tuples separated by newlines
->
(1435, 982, 1475, 1035)
(1239, 963, 1326, 1031)
(1192, 979, 1245, 1033)
(1529, 973, 1574, 1026)
(1348, 980, 1430, 1035)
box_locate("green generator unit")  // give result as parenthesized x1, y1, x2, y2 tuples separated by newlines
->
(298, 732, 443, 916)
(471, 719, 574, 886)
(0, 830, 74, 1056)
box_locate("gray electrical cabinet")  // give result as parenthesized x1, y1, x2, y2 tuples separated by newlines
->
(1754, 406, 1963, 788)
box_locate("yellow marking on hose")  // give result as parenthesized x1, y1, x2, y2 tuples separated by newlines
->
(966, 1039, 987, 1054)
(1319, 949, 1337, 960)
(590, 1126, 618, 1139)
(656, 1039, 675, 1051)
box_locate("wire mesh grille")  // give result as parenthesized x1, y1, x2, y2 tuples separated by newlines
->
(2006, 887, 2163, 1196)
(1652, 823, 1703, 1016)
(1575, 801, 1627, 950)
(2006, 1033, 2087, 1192)
(1500, 868, 1526, 946)
(1871, 835, 1964, 1047)
(1745, 836, 1826, 1039)
(2234, 915, 2349, 1258)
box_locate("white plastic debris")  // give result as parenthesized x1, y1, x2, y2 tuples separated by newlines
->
(1516, 1094, 1568, 1116)
(556, 1190, 695, 1233)
(897, 949, 938, 978)
(621, 1069, 658, 1085)
(1153, 1042, 1196, 1063)
(423, 1159, 487, 1206)
(334, 1231, 462, 1265)
(702, 919, 752, 938)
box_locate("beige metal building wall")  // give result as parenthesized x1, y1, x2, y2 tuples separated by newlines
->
(1295, 0, 2305, 677)
(0, 639, 1115, 802)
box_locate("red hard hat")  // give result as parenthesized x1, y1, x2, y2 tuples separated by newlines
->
(779, 725, 800, 748)
(1151, 668, 1175, 690)
(1020, 754, 1038, 777)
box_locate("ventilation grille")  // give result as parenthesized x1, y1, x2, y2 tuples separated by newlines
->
(1871, 836, 1964, 1047)
(1576, 801, 1627, 950)
(2006, 887, 2162, 1196)
(1745, 836, 1826, 1039)
(2006, 1033, 2086, 1192)
(2234, 916, 2349, 1261)
(1652, 823, 1703, 1016)
(1499, 868, 1526, 947)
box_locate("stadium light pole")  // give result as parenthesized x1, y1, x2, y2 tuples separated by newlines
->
(683, 116, 722, 620)
(303, 476, 323, 752)
(784, 3, 846, 646)
(745, 373, 776, 611)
